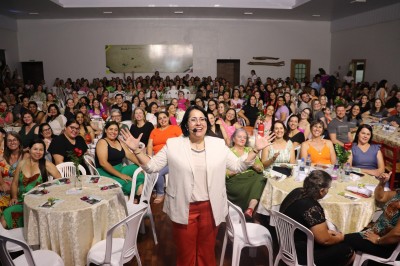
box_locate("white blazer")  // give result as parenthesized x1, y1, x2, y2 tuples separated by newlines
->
(142, 136, 253, 225)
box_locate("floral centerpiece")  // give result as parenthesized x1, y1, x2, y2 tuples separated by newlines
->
(334, 143, 352, 167)
(67, 148, 83, 189)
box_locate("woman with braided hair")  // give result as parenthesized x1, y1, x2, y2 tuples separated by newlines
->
(280, 170, 355, 266)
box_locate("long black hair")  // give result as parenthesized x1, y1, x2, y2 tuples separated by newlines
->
(180, 105, 211, 137)
(353, 124, 373, 144)
(30, 139, 49, 182)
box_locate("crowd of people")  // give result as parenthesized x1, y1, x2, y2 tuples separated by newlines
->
(0, 69, 399, 265)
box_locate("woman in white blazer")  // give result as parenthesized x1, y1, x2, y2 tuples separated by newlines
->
(120, 105, 274, 266)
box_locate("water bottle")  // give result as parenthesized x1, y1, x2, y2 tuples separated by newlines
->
(299, 158, 305, 173)
(343, 163, 351, 182)
(331, 165, 338, 181)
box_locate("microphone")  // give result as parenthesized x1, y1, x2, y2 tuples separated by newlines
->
(192, 128, 198, 133)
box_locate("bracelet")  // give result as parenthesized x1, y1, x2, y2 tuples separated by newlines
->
(252, 148, 259, 154)
(133, 149, 142, 155)
(377, 237, 381, 245)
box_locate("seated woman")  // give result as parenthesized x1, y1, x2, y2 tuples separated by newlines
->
(121, 100, 132, 121)
(347, 104, 363, 133)
(287, 114, 305, 149)
(147, 111, 182, 203)
(226, 128, 265, 219)
(218, 108, 242, 142)
(0, 139, 61, 229)
(75, 111, 95, 144)
(28, 101, 45, 124)
(300, 120, 336, 165)
(130, 107, 154, 147)
(110, 109, 129, 132)
(362, 98, 389, 120)
(348, 124, 385, 176)
(19, 111, 39, 150)
(207, 112, 228, 143)
(261, 121, 295, 168)
(38, 123, 55, 162)
(95, 121, 144, 197)
(237, 95, 260, 127)
(0, 101, 13, 126)
(298, 108, 312, 140)
(41, 104, 67, 135)
(280, 170, 355, 266)
(345, 171, 399, 260)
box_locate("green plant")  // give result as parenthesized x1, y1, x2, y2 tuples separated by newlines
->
(334, 144, 351, 165)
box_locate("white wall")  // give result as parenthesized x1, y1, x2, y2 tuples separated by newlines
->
(330, 19, 400, 86)
(0, 15, 20, 76)
(17, 18, 331, 85)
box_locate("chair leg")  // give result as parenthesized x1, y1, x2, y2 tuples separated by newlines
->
(139, 219, 146, 234)
(231, 241, 243, 266)
(266, 243, 274, 266)
(136, 252, 142, 266)
(148, 211, 158, 245)
(273, 253, 281, 266)
(219, 233, 228, 266)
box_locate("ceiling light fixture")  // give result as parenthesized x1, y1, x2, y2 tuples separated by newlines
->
(29, 12, 39, 15)
(214, 4, 220, 7)
(103, 11, 112, 14)
(174, 11, 183, 14)
(312, 14, 321, 17)
(244, 12, 253, 15)
(148, 4, 155, 7)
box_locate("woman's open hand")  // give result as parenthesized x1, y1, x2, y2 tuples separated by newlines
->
(119, 128, 142, 151)
(254, 131, 275, 151)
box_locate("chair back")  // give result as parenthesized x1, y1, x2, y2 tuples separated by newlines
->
(128, 167, 142, 201)
(56, 162, 87, 178)
(140, 172, 159, 205)
(295, 146, 301, 160)
(0, 234, 35, 266)
(104, 203, 147, 265)
(0, 223, 24, 253)
(270, 209, 315, 266)
(84, 155, 100, 176)
(226, 201, 251, 244)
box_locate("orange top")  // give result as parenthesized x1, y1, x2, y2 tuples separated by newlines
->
(307, 144, 332, 164)
(150, 125, 182, 154)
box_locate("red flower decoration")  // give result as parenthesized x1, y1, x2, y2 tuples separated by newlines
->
(344, 143, 352, 151)
(74, 148, 83, 157)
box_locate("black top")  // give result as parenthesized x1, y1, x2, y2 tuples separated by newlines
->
(360, 103, 371, 114)
(64, 109, 75, 121)
(48, 134, 88, 171)
(241, 105, 259, 127)
(129, 122, 154, 147)
(289, 131, 305, 145)
(207, 124, 224, 139)
(385, 96, 399, 109)
(19, 124, 38, 148)
(95, 139, 125, 167)
(121, 111, 132, 121)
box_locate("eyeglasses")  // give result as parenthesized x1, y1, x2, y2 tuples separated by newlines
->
(111, 115, 121, 118)
(42, 128, 52, 132)
(189, 117, 207, 124)
(69, 126, 79, 131)
(7, 139, 18, 143)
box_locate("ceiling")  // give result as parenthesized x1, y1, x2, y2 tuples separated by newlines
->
(0, 0, 398, 21)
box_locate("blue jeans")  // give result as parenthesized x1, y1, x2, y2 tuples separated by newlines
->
(154, 166, 168, 195)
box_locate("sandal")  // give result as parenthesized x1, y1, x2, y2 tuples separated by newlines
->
(153, 194, 165, 204)
(244, 208, 254, 219)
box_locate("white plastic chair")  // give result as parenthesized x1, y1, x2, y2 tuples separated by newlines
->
(270, 209, 315, 266)
(84, 154, 100, 176)
(353, 242, 400, 266)
(219, 201, 274, 266)
(86, 203, 147, 266)
(56, 162, 86, 178)
(0, 223, 25, 253)
(126, 169, 159, 245)
(0, 234, 64, 266)
(179, 88, 190, 99)
(295, 146, 301, 160)
(121, 120, 132, 128)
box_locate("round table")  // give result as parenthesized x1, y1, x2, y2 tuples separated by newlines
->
(257, 173, 379, 234)
(24, 176, 127, 266)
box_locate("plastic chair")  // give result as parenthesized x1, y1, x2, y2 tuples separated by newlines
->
(270, 209, 315, 266)
(56, 162, 86, 178)
(87, 203, 147, 266)
(0, 234, 64, 266)
(0, 223, 25, 253)
(219, 201, 274, 266)
(295, 146, 301, 160)
(126, 169, 159, 245)
(84, 154, 100, 176)
(353, 241, 400, 266)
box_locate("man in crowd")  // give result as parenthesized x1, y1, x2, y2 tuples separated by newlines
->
(328, 104, 353, 147)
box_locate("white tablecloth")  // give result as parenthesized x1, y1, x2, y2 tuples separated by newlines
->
(24, 176, 127, 266)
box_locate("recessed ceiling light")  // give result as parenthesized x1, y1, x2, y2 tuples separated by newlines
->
(214, 4, 220, 7)
(148, 4, 155, 7)
(29, 12, 39, 15)
(103, 11, 113, 14)
(312, 14, 321, 17)
(174, 11, 183, 14)
(169, 4, 178, 7)
(244, 12, 253, 15)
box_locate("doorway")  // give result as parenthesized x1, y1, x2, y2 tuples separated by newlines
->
(290, 59, 311, 83)
(349, 59, 366, 83)
(21, 61, 44, 87)
(217, 59, 240, 86)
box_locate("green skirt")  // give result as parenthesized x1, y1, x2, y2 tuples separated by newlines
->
(97, 163, 145, 195)
(226, 170, 266, 212)
(3, 203, 24, 229)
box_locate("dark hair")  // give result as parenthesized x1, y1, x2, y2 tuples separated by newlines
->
(138, 100, 148, 109)
(247, 95, 257, 107)
(102, 121, 120, 138)
(225, 108, 238, 124)
(335, 104, 346, 110)
(65, 118, 79, 128)
(29, 138, 49, 182)
(38, 123, 55, 139)
(286, 114, 299, 129)
(347, 104, 362, 122)
(207, 99, 218, 113)
(280, 170, 332, 212)
(310, 120, 324, 130)
(271, 120, 289, 141)
(4, 132, 23, 163)
(21, 110, 35, 125)
(147, 102, 159, 113)
(47, 104, 61, 117)
(180, 105, 211, 137)
(28, 101, 38, 108)
(353, 124, 373, 144)
(156, 111, 170, 128)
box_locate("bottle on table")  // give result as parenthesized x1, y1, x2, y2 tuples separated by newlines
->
(305, 154, 311, 173)
(343, 163, 351, 182)
(331, 165, 339, 181)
